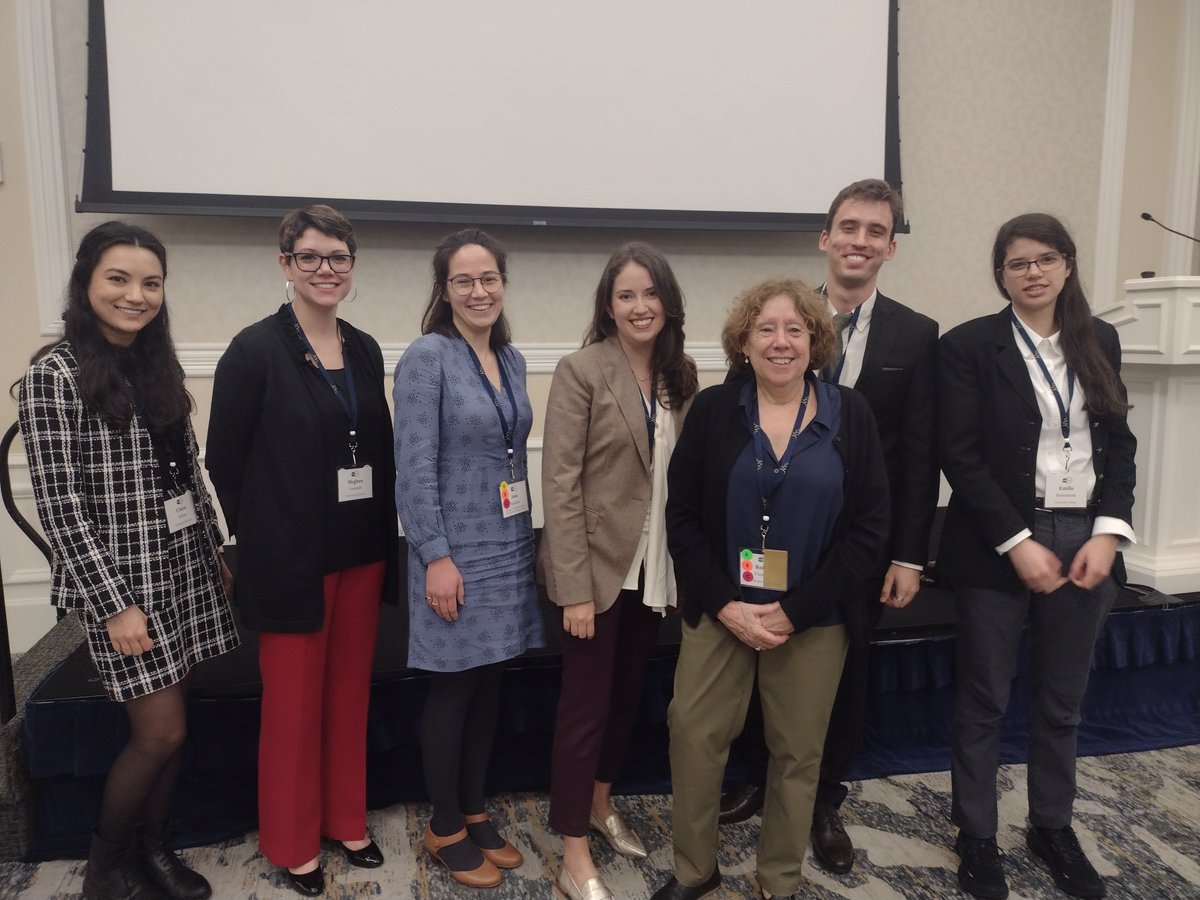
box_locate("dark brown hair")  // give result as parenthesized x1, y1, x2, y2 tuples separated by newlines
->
(584, 242, 697, 410)
(992, 213, 1129, 418)
(822, 178, 903, 239)
(420, 228, 512, 350)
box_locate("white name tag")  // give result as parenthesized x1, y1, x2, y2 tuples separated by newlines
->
(338, 465, 374, 502)
(499, 479, 530, 518)
(164, 490, 198, 533)
(738, 547, 788, 590)
(1046, 473, 1082, 508)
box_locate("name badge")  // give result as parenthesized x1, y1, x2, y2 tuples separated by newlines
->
(499, 479, 530, 518)
(164, 490, 198, 533)
(738, 547, 788, 590)
(1046, 473, 1081, 508)
(338, 465, 374, 503)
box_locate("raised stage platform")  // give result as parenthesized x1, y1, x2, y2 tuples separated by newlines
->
(14, 582, 1200, 861)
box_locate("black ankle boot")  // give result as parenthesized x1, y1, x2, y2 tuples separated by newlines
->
(136, 822, 213, 899)
(82, 828, 167, 900)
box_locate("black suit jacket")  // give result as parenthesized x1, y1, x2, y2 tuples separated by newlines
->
(852, 293, 940, 570)
(937, 307, 1136, 592)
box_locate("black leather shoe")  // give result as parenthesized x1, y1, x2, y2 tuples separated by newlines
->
(649, 869, 721, 900)
(1027, 826, 1105, 898)
(340, 838, 384, 869)
(954, 833, 1008, 900)
(810, 802, 854, 874)
(718, 782, 765, 825)
(285, 864, 325, 897)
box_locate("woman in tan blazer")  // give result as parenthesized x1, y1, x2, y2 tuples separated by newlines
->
(539, 242, 698, 900)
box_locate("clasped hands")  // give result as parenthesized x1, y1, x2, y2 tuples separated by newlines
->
(718, 600, 793, 651)
(1008, 534, 1118, 595)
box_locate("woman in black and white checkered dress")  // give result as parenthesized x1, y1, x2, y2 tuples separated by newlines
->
(18, 222, 239, 900)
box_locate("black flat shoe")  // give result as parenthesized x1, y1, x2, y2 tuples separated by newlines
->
(285, 864, 325, 896)
(718, 782, 765, 825)
(650, 869, 721, 900)
(341, 838, 384, 868)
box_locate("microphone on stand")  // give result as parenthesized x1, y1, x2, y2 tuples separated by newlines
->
(1140, 211, 1200, 244)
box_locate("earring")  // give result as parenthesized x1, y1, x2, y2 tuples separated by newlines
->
(744, 355, 749, 364)
(344, 287, 358, 303)
(284, 280, 295, 302)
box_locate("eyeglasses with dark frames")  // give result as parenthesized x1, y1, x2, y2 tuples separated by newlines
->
(286, 252, 356, 273)
(1000, 252, 1066, 277)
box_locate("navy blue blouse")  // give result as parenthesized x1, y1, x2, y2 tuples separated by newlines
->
(725, 377, 844, 620)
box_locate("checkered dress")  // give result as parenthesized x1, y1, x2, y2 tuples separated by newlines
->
(18, 343, 239, 701)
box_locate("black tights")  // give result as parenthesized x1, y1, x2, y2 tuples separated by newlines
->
(96, 680, 189, 845)
(421, 663, 504, 837)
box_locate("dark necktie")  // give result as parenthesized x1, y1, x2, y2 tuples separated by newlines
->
(823, 312, 853, 382)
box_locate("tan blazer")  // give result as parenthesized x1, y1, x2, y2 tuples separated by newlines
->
(537, 338, 691, 614)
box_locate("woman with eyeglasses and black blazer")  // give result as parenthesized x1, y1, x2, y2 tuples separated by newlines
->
(393, 228, 544, 891)
(206, 205, 398, 897)
(939, 213, 1136, 900)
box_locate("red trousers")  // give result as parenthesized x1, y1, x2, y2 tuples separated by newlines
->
(257, 561, 385, 867)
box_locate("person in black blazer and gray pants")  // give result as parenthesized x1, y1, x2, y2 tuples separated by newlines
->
(939, 213, 1136, 900)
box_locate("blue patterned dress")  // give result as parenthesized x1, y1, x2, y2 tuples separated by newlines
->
(393, 333, 544, 672)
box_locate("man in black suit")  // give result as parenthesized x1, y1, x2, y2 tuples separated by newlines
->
(719, 179, 940, 876)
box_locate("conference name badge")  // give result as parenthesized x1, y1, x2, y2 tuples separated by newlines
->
(164, 490, 198, 534)
(338, 465, 374, 503)
(499, 479, 530, 518)
(739, 547, 788, 590)
(1046, 473, 1080, 508)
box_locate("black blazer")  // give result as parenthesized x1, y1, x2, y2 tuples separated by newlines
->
(853, 293, 939, 569)
(666, 379, 889, 636)
(937, 307, 1136, 592)
(206, 306, 399, 632)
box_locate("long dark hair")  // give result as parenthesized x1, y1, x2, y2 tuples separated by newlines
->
(29, 221, 191, 432)
(420, 228, 512, 350)
(585, 242, 698, 410)
(992, 213, 1129, 419)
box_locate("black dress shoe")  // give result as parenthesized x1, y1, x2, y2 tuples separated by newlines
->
(649, 869, 721, 900)
(340, 838, 384, 868)
(285, 864, 325, 896)
(810, 803, 854, 874)
(1027, 825, 1105, 898)
(955, 833, 1008, 900)
(718, 782, 765, 824)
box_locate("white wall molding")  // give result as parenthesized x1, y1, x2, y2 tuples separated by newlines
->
(177, 341, 730, 378)
(15, 0, 73, 336)
(1163, 0, 1200, 276)
(1092, 0, 1135, 310)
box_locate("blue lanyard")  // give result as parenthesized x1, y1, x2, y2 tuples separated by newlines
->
(1011, 311, 1075, 444)
(287, 306, 360, 464)
(460, 338, 520, 479)
(826, 303, 861, 384)
(641, 382, 658, 459)
(750, 378, 812, 548)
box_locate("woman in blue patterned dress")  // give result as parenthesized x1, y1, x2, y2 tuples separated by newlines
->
(393, 228, 544, 890)
(19, 222, 239, 900)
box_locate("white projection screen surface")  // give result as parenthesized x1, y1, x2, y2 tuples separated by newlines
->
(78, 0, 900, 231)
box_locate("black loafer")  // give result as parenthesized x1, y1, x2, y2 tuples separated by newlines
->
(341, 838, 384, 869)
(285, 864, 325, 897)
(718, 782, 765, 825)
(649, 869, 721, 900)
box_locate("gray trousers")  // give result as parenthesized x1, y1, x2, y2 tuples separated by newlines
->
(951, 509, 1117, 838)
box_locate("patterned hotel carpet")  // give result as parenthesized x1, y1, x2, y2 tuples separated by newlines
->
(3, 744, 1197, 898)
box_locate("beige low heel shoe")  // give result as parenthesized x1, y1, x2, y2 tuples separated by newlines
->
(557, 865, 615, 900)
(588, 810, 648, 859)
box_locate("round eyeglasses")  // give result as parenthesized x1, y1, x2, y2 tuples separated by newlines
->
(1000, 252, 1066, 277)
(286, 252, 356, 273)
(446, 273, 506, 296)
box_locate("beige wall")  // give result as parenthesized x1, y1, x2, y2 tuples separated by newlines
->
(3, 0, 1197, 650)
